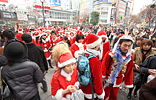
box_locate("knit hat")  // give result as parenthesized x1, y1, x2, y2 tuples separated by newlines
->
(58, 52, 76, 68)
(21, 33, 32, 43)
(82, 33, 102, 49)
(3, 41, 28, 62)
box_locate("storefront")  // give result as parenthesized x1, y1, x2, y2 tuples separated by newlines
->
(27, 15, 36, 27)
(0, 10, 17, 30)
(17, 13, 28, 27)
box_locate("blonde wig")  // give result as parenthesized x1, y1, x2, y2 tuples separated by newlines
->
(52, 42, 72, 63)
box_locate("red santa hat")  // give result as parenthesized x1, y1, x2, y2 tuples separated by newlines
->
(40, 32, 47, 36)
(34, 32, 40, 37)
(59, 30, 64, 33)
(18, 28, 23, 33)
(112, 34, 134, 56)
(82, 33, 102, 49)
(97, 30, 107, 38)
(58, 52, 76, 68)
(46, 30, 51, 32)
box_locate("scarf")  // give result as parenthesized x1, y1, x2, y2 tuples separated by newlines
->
(110, 45, 131, 84)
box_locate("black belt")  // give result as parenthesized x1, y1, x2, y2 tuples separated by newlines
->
(106, 73, 122, 79)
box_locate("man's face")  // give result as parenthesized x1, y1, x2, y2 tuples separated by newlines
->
(119, 41, 132, 53)
(136, 40, 141, 45)
(4, 26, 7, 30)
(52, 33, 56, 39)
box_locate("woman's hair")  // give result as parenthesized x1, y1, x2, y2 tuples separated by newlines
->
(140, 39, 154, 49)
(52, 42, 71, 63)
(76, 34, 84, 43)
(63, 36, 71, 47)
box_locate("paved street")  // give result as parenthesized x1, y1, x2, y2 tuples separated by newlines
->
(39, 61, 138, 100)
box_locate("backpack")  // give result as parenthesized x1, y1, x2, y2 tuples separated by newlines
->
(76, 53, 96, 86)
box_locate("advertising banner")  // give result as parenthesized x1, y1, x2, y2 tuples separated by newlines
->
(0, 11, 17, 20)
(17, 13, 28, 21)
(0, 0, 8, 3)
(49, 0, 61, 6)
(35, 5, 50, 17)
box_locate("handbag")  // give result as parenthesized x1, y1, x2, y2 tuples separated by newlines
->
(1, 79, 11, 99)
(134, 73, 142, 85)
(72, 89, 84, 100)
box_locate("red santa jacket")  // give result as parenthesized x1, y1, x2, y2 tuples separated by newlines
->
(80, 52, 105, 99)
(51, 37, 61, 47)
(38, 38, 51, 60)
(16, 33, 23, 41)
(70, 42, 86, 58)
(70, 37, 74, 45)
(51, 68, 79, 100)
(101, 51, 134, 88)
(100, 40, 110, 61)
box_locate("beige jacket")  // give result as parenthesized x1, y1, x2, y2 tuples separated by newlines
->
(133, 47, 156, 66)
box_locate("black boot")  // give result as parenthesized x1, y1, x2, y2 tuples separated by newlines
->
(134, 91, 137, 98)
(127, 92, 132, 99)
(127, 88, 133, 99)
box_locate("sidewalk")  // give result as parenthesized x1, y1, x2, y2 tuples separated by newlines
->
(39, 64, 138, 100)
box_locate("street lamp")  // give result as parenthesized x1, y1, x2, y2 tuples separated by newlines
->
(40, 0, 45, 28)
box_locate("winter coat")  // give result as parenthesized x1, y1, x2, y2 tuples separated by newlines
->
(139, 77, 156, 100)
(139, 55, 156, 84)
(26, 43, 48, 72)
(133, 47, 156, 66)
(1, 60, 43, 100)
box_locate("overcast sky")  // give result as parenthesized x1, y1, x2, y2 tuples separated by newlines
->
(133, 0, 153, 14)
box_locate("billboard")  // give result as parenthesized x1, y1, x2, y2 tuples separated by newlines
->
(49, 0, 61, 6)
(35, 5, 50, 17)
(97, 0, 112, 4)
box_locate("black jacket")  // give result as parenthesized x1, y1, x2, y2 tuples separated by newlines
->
(1, 60, 43, 100)
(140, 55, 156, 84)
(26, 43, 48, 72)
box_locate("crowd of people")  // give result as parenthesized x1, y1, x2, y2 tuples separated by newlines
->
(0, 24, 156, 100)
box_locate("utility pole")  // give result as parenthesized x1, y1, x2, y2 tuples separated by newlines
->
(41, 0, 45, 28)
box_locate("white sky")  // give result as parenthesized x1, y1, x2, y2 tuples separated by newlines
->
(133, 0, 153, 15)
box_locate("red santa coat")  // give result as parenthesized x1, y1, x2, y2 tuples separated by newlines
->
(100, 39, 110, 61)
(70, 37, 75, 45)
(80, 52, 105, 99)
(102, 51, 133, 88)
(16, 33, 23, 41)
(38, 38, 51, 60)
(51, 37, 61, 47)
(70, 42, 86, 58)
(51, 68, 79, 100)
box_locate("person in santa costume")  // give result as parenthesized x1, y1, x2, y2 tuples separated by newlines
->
(81, 33, 105, 100)
(51, 30, 61, 48)
(38, 32, 53, 68)
(51, 42, 79, 100)
(70, 32, 86, 58)
(69, 31, 75, 45)
(101, 34, 134, 100)
(16, 28, 23, 41)
(97, 30, 110, 61)
(32, 31, 40, 46)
